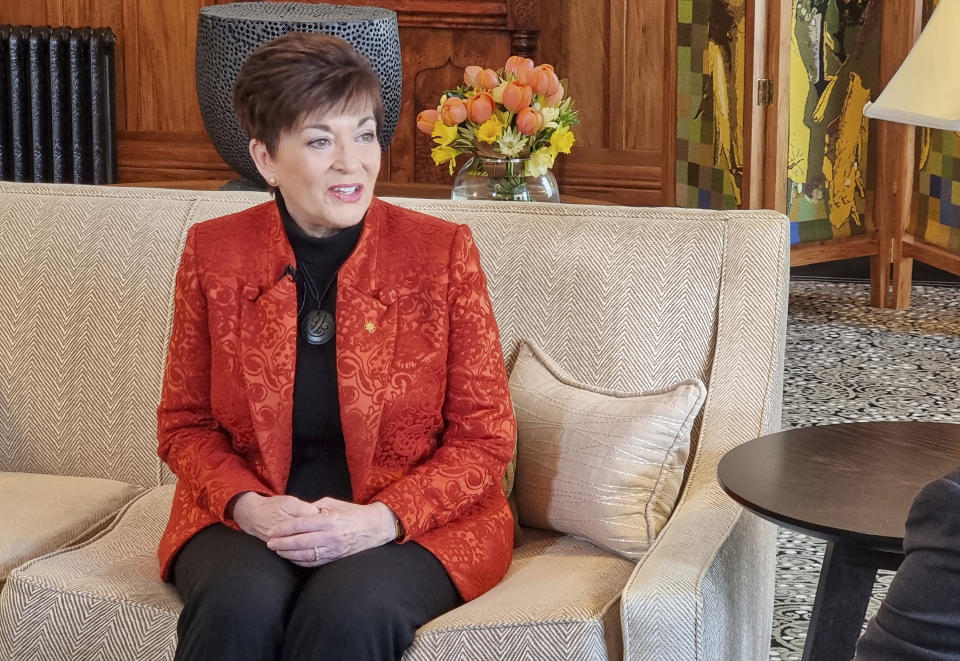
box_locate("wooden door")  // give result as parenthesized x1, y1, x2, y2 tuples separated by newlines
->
(538, 2, 678, 206)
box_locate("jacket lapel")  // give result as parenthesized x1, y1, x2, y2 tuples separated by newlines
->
(238, 203, 297, 492)
(336, 198, 400, 500)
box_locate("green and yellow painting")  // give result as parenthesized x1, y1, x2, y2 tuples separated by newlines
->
(676, 0, 745, 211)
(788, 0, 878, 244)
(677, 0, 881, 229)
(911, 0, 960, 254)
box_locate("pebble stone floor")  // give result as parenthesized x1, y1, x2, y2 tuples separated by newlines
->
(768, 281, 960, 659)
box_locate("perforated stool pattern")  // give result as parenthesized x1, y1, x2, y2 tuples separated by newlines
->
(196, 2, 401, 185)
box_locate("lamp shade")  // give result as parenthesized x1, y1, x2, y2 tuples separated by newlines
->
(863, 1, 960, 130)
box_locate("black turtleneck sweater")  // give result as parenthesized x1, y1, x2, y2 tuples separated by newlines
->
(277, 193, 363, 503)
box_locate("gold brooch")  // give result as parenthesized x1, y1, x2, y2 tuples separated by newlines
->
(364, 321, 376, 333)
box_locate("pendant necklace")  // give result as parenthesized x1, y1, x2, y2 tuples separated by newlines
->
(297, 263, 337, 345)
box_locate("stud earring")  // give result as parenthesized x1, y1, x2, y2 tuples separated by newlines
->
(268, 177, 278, 187)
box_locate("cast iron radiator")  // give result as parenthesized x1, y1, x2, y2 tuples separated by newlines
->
(0, 25, 117, 184)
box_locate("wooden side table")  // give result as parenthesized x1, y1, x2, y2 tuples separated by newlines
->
(718, 422, 960, 661)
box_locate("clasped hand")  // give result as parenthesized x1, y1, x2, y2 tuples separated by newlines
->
(231, 493, 397, 567)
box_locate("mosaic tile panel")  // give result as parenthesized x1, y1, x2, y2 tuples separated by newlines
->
(676, 0, 744, 211)
(911, 0, 960, 255)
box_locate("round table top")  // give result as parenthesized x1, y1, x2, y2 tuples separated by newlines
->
(718, 421, 960, 552)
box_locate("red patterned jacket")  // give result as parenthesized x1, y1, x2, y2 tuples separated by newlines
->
(156, 197, 516, 601)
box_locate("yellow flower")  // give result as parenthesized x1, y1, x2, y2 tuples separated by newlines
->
(539, 106, 560, 129)
(549, 127, 575, 155)
(491, 80, 509, 105)
(475, 117, 503, 143)
(431, 120, 459, 147)
(524, 147, 556, 177)
(539, 106, 560, 124)
(431, 145, 462, 175)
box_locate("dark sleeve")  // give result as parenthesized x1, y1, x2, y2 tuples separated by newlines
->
(854, 469, 960, 661)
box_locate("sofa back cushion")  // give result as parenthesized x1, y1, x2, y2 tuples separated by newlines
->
(0, 185, 271, 486)
(389, 199, 725, 397)
(0, 185, 735, 488)
(385, 200, 730, 481)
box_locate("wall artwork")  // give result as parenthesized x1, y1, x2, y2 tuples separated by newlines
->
(676, 0, 745, 211)
(787, 0, 878, 244)
(911, 0, 960, 254)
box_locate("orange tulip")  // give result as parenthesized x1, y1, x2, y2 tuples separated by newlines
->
(476, 68, 500, 90)
(440, 97, 468, 125)
(546, 82, 565, 106)
(529, 65, 561, 96)
(463, 66, 483, 87)
(501, 81, 533, 113)
(505, 55, 535, 82)
(416, 109, 440, 135)
(466, 92, 496, 124)
(515, 107, 543, 135)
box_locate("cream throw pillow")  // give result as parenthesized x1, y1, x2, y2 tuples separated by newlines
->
(510, 341, 707, 560)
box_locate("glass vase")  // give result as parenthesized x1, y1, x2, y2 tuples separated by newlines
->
(451, 156, 560, 202)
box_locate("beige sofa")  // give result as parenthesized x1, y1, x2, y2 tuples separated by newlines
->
(0, 182, 789, 661)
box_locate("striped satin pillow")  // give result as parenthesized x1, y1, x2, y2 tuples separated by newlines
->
(509, 340, 706, 560)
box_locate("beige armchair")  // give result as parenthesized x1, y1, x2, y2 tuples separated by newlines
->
(0, 182, 788, 660)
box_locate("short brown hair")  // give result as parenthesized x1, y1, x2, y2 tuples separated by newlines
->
(232, 32, 384, 155)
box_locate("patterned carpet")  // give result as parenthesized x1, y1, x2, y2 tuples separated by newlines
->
(769, 280, 960, 659)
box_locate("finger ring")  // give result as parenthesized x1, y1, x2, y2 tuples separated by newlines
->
(313, 546, 321, 563)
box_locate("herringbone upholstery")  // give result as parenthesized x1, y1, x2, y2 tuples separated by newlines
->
(407, 527, 634, 661)
(620, 218, 788, 661)
(0, 485, 633, 661)
(0, 182, 789, 661)
(0, 488, 181, 661)
(0, 187, 186, 486)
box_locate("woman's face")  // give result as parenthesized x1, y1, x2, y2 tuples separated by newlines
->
(250, 107, 381, 237)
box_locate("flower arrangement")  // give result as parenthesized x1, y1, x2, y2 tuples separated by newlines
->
(416, 56, 579, 190)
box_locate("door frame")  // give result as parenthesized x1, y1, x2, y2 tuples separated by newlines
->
(742, 0, 790, 213)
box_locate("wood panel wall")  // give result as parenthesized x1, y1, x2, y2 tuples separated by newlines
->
(539, 2, 677, 205)
(1, 0, 676, 205)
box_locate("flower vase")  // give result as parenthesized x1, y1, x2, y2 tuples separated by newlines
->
(451, 156, 560, 203)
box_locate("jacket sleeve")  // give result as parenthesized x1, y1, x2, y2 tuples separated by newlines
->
(373, 224, 516, 540)
(157, 223, 271, 521)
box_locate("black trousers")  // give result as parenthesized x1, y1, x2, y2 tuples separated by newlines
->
(854, 469, 960, 660)
(171, 524, 461, 661)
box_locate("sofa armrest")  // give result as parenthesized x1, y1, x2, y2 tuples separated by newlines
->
(620, 213, 789, 661)
(620, 483, 776, 661)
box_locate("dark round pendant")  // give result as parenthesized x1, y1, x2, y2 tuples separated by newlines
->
(300, 309, 335, 345)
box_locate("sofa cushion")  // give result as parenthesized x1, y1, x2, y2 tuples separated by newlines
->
(0, 485, 181, 661)
(0, 483, 633, 661)
(407, 528, 634, 661)
(510, 341, 706, 560)
(0, 471, 142, 586)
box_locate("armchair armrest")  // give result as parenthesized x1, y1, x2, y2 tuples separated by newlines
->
(621, 482, 776, 661)
(620, 212, 789, 661)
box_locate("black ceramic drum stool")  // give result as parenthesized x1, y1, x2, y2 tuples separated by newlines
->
(195, 2, 401, 188)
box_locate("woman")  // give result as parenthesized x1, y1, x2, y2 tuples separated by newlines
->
(156, 32, 516, 661)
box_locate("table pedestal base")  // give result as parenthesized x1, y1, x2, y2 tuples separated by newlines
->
(802, 542, 903, 661)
